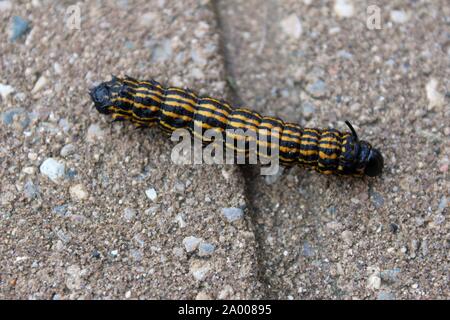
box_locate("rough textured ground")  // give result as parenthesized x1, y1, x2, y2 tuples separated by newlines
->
(0, 0, 448, 300)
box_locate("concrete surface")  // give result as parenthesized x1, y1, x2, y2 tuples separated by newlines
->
(0, 0, 448, 299)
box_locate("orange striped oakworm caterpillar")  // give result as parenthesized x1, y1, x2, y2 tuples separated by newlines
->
(89, 76, 384, 177)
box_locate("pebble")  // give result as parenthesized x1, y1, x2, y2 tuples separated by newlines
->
(2, 107, 29, 128)
(198, 242, 215, 257)
(65, 265, 82, 290)
(125, 291, 131, 299)
(218, 285, 234, 300)
(123, 208, 136, 222)
(341, 230, 353, 246)
(10, 16, 30, 41)
(380, 268, 401, 283)
(190, 260, 211, 281)
(86, 123, 105, 142)
(195, 291, 212, 300)
(334, 0, 355, 18)
(301, 101, 316, 119)
(302, 241, 315, 257)
(130, 249, 142, 262)
(280, 14, 302, 39)
(182, 236, 202, 253)
(22, 166, 36, 175)
(306, 80, 327, 98)
(69, 184, 88, 201)
(52, 205, 69, 217)
(31, 76, 48, 94)
(23, 180, 39, 199)
(150, 39, 172, 63)
(60, 144, 76, 157)
(175, 213, 186, 228)
(390, 10, 409, 24)
(221, 207, 244, 222)
(367, 273, 381, 290)
(110, 250, 119, 257)
(377, 291, 396, 300)
(0, 83, 15, 100)
(145, 188, 158, 202)
(436, 196, 447, 214)
(425, 78, 445, 110)
(370, 191, 384, 208)
(40, 158, 65, 183)
(0, 1, 12, 12)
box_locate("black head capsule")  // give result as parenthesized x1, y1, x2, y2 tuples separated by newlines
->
(364, 147, 384, 177)
(344, 121, 384, 177)
(89, 77, 123, 114)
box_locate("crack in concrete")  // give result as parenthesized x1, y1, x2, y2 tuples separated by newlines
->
(210, 0, 271, 299)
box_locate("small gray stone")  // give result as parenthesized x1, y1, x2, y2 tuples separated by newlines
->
(40, 158, 65, 183)
(130, 249, 143, 262)
(10, 16, 30, 42)
(190, 260, 210, 281)
(183, 236, 202, 253)
(221, 207, 244, 222)
(123, 208, 136, 222)
(370, 191, 384, 208)
(86, 124, 105, 142)
(380, 268, 401, 283)
(437, 196, 447, 214)
(23, 180, 39, 199)
(52, 205, 69, 217)
(302, 241, 315, 257)
(2, 107, 29, 128)
(306, 80, 327, 98)
(150, 39, 172, 63)
(60, 144, 76, 157)
(301, 101, 316, 119)
(198, 242, 215, 257)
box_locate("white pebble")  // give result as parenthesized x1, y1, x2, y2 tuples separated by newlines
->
(31, 75, 48, 94)
(221, 207, 244, 222)
(280, 14, 302, 39)
(190, 261, 211, 281)
(86, 123, 105, 142)
(390, 10, 409, 24)
(125, 291, 131, 298)
(0, 83, 15, 100)
(69, 184, 88, 200)
(40, 158, 65, 183)
(123, 208, 136, 222)
(22, 166, 36, 175)
(183, 236, 202, 253)
(0, 1, 12, 12)
(145, 188, 158, 201)
(425, 78, 445, 110)
(367, 273, 381, 290)
(334, 0, 355, 18)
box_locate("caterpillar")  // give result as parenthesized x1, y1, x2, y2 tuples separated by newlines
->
(89, 76, 383, 177)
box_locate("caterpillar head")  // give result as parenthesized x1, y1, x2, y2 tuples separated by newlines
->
(340, 121, 384, 177)
(89, 76, 123, 115)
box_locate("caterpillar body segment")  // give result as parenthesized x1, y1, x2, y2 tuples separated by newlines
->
(90, 76, 384, 177)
